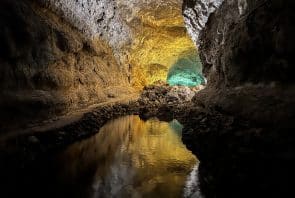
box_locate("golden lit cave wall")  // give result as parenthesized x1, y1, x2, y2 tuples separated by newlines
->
(127, 3, 199, 89)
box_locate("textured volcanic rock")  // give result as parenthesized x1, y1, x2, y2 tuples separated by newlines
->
(125, 0, 198, 88)
(184, 0, 295, 87)
(182, 0, 295, 135)
(44, 0, 132, 59)
(0, 0, 133, 131)
(0, 0, 200, 130)
(138, 82, 204, 119)
(183, 0, 224, 46)
(44, 0, 199, 88)
(183, 0, 295, 197)
(183, 0, 295, 136)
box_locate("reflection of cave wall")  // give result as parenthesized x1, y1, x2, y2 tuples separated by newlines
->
(167, 52, 205, 86)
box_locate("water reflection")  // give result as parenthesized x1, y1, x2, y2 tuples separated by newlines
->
(56, 115, 198, 198)
(184, 163, 203, 198)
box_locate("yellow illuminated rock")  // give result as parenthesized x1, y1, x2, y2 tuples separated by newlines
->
(0, 0, 201, 123)
(122, 1, 198, 89)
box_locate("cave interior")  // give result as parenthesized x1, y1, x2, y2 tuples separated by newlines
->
(0, 0, 295, 198)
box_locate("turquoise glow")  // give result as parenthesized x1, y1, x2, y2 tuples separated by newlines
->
(167, 54, 205, 87)
(169, 119, 183, 135)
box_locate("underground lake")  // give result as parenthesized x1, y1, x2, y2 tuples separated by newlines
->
(1, 0, 295, 197)
(1, 115, 201, 198)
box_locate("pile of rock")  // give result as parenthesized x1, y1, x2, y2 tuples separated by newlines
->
(138, 82, 204, 118)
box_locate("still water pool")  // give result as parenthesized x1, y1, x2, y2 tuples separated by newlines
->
(4, 115, 199, 198)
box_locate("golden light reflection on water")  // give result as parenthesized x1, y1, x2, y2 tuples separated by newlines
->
(57, 115, 198, 198)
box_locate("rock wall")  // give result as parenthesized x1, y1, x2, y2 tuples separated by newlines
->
(183, 0, 295, 123)
(183, 0, 224, 46)
(0, 0, 132, 130)
(0, 0, 199, 130)
(42, 0, 132, 64)
(184, 0, 295, 87)
(123, 0, 198, 88)
(182, 0, 295, 197)
(43, 0, 198, 88)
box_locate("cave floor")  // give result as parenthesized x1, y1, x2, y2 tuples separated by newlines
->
(0, 93, 140, 142)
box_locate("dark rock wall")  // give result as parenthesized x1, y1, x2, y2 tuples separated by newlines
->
(0, 0, 131, 130)
(184, 0, 295, 87)
(183, 0, 295, 130)
(183, 0, 295, 129)
(183, 0, 295, 197)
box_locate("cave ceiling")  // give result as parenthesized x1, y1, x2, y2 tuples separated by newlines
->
(46, 0, 198, 88)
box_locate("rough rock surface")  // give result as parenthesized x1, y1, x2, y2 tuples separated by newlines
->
(183, 0, 295, 197)
(183, 0, 224, 46)
(43, 0, 199, 88)
(124, 0, 198, 87)
(138, 81, 204, 119)
(1, 0, 295, 197)
(0, 0, 134, 131)
(0, 0, 200, 130)
(185, 0, 295, 87)
(44, 0, 132, 60)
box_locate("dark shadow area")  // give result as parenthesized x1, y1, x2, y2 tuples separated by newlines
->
(182, 109, 295, 198)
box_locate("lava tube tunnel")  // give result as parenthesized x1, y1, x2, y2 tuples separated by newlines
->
(167, 53, 206, 87)
(1, 0, 295, 198)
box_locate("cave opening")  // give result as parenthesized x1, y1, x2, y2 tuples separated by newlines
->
(124, 0, 205, 90)
(166, 52, 206, 87)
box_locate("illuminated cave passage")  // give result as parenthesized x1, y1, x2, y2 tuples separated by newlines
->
(1, 0, 295, 198)
(167, 53, 205, 87)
